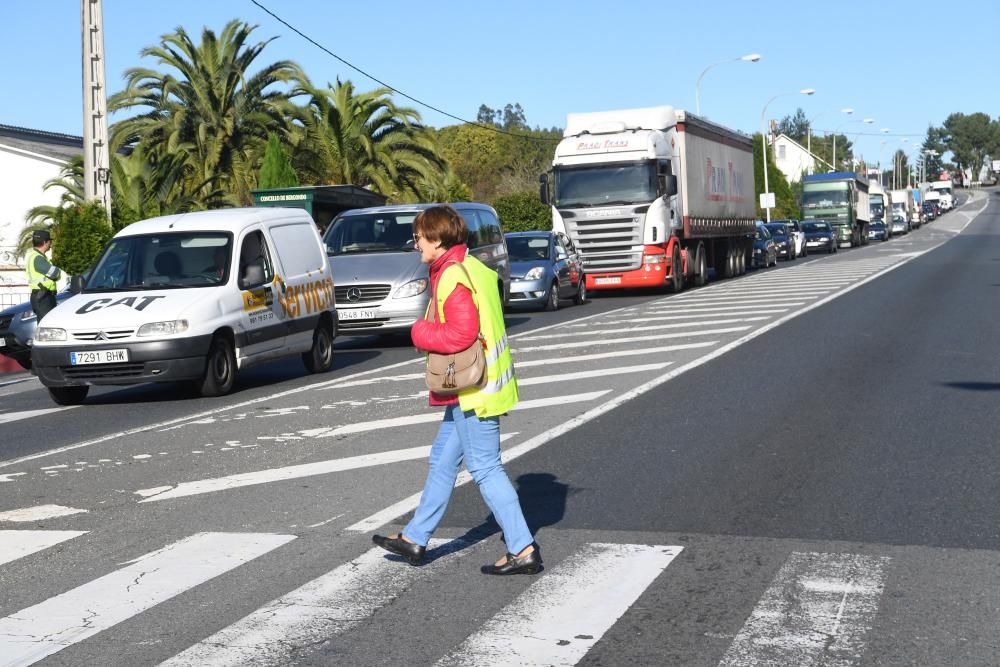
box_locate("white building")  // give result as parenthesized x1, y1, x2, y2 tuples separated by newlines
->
(770, 133, 832, 184)
(0, 125, 82, 306)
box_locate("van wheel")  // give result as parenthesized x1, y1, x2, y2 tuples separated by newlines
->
(545, 281, 560, 311)
(199, 336, 236, 397)
(303, 321, 334, 373)
(48, 386, 89, 406)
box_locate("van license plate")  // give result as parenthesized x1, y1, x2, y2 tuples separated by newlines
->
(70, 349, 129, 365)
(0, 338, 6, 348)
(339, 309, 376, 321)
(594, 276, 622, 285)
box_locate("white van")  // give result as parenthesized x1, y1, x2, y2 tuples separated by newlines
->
(32, 208, 338, 405)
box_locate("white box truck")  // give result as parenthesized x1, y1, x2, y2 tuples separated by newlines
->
(539, 106, 756, 292)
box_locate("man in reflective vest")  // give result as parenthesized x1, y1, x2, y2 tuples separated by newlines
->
(25, 229, 63, 321)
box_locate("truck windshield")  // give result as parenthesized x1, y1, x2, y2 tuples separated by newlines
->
(801, 190, 849, 209)
(324, 213, 417, 255)
(553, 163, 657, 208)
(85, 232, 232, 292)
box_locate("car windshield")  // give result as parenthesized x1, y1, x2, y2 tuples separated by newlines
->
(324, 213, 417, 255)
(801, 223, 830, 232)
(506, 236, 550, 262)
(85, 232, 232, 292)
(553, 162, 657, 208)
(765, 224, 788, 236)
(755, 227, 771, 240)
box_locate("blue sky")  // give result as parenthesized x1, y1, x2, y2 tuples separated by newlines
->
(4, 0, 997, 168)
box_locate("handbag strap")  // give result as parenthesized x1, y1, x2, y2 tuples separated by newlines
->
(427, 259, 478, 323)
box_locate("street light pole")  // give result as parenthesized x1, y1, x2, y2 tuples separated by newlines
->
(760, 88, 815, 222)
(695, 53, 761, 115)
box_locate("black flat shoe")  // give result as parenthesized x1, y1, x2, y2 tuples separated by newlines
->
(372, 533, 425, 564)
(481, 549, 542, 575)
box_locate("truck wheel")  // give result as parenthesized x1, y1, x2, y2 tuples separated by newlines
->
(303, 321, 334, 373)
(669, 246, 683, 292)
(199, 336, 236, 397)
(693, 246, 707, 287)
(573, 275, 587, 305)
(545, 281, 560, 311)
(48, 386, 89, 406)
(737, 248, 746, 275)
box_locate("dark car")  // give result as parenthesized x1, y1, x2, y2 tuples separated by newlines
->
(0, 292, 74, 370)
(867, 219, 890, 242)
(764, 222, 796, 261)
(922, 201, 939, 221)
(889, 214, 908, 236)
(505, 231, 585, 311)
(801, 220, 838, 254)
(753, 222, 777, 268)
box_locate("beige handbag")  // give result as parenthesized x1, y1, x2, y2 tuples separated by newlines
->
(425, 262, 488, 395)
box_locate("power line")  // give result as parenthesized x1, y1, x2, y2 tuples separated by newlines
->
(249, 0, 559, 144)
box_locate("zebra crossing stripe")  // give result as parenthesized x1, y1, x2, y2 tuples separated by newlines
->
(161, 537, 472, 666)
(436, 543, 682, 666)
(0, 532, 294, 667)
(719, 551, 889, 666)
(0, 530, 86, 567)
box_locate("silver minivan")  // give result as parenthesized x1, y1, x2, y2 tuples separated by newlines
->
(323, 203, 511, 335)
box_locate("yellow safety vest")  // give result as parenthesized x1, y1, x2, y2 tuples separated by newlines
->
(433, 255, 518, 418)
(26, 248, 57, 292)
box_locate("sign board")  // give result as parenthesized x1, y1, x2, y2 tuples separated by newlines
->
(992, 160, 1000, 172)
(759, 192, 775, 209)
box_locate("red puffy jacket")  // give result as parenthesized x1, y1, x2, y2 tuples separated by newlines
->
(411, 244, 479, 406)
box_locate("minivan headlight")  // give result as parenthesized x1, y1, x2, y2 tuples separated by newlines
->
(523, 266, 545, 281)
(392, 279, 428, 299)
(137, 320, 189, 337)
(35, 327, 66, 342)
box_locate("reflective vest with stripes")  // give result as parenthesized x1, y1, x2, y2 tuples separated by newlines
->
(25, 248, 57, 292)
(433, 256, 518, 417)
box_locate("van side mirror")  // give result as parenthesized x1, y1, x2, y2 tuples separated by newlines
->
(239, 262, 265, 289)
(70, 274, 86, 294)
(538, 173, 550, 205)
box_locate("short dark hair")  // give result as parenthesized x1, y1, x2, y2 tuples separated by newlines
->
(413, 205, 468, 249)
(32, 230, 51, 247)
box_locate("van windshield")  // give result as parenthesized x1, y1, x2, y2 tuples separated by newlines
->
(85, 232, 232, 292)
(324, 213, 417, 255)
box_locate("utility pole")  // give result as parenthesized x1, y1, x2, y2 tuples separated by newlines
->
(81, 0, 112, 221)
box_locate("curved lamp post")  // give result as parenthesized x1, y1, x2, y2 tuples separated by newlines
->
(695, 53, 761, 115)
(761, 88, 815, 221)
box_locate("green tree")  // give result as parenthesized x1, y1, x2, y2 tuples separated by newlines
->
(18, 156, 85, 258)
(258, 132, 299, 189)
(942, 112, 994, 175)
(110, 147, 216, 229)
(51, 202, 114, 276)
(491, 191, 551, 232)
(776, 108, 809, 143)
(291, 78, 444, 200)
(753, 134, 797, 219)
(109, 20, 304, 206)
(919, 125, 948, 181)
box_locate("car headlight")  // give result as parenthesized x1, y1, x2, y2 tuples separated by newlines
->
(18, 310, 37, 322)
(523, 266, 545, 281)
(392, 279, 428, 299)
(35, 327, 66, 342)
(137, 320, 189, 337)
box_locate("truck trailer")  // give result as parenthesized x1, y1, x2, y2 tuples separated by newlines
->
(801, 172, 870, 247)
(539, 106, 756, 292)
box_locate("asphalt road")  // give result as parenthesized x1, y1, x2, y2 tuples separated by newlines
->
(0, 189, 996, 666)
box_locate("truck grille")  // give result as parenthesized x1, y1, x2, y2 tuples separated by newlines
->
(61, 363, 146, 380)
(335, 284, 392, 304)
(565, 214, 643, 273)
(71, 329, 135, 341)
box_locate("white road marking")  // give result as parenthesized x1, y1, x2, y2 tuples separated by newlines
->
(0, 504, 87, 522)
(517, 326, 751, 352)
(0, 532, 295, 666)
(656, 296, 811, 306)
(160, 537, 472, 667)
(519, 362, 671, 385)
(517, 317, 770, 340)
(0, 407, 72, 425)
(496, 343, 716, 367)
(436, 543, 682, 666)
(0, 530, 86, 567)
(719, 552, 889, 666)
(594, 311, 788, 325)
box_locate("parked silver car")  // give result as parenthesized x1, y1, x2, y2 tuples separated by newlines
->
(322, 203, 511, 335)
(0, 291, 74, 370)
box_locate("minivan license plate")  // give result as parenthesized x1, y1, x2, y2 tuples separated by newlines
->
(339, 309, 376, 321)
(70, 349, 129, 365)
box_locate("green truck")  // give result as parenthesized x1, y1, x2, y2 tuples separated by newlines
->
(801, 172, 871, 247)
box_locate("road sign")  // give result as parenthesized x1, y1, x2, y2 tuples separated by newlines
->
(759, 192, 775, 209)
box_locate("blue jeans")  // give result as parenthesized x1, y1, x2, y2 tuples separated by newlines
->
(403, 404, 533, 554)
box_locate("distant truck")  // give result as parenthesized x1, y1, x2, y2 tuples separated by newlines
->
(539, 106, 756, 292)
(801, 172, 870, 247)
(890, 189, 913, 231)
(929, 180, 954, 211)
(868, 181, 889, 222)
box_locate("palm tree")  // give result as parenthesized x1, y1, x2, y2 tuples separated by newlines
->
(292, 79, 446, 200)
(109, 20, 303, 206)
(18, 156, 85, 257)
(110, 147, 224, 226)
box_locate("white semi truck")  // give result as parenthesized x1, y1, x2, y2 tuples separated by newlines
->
(539, 106, 756, 292)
